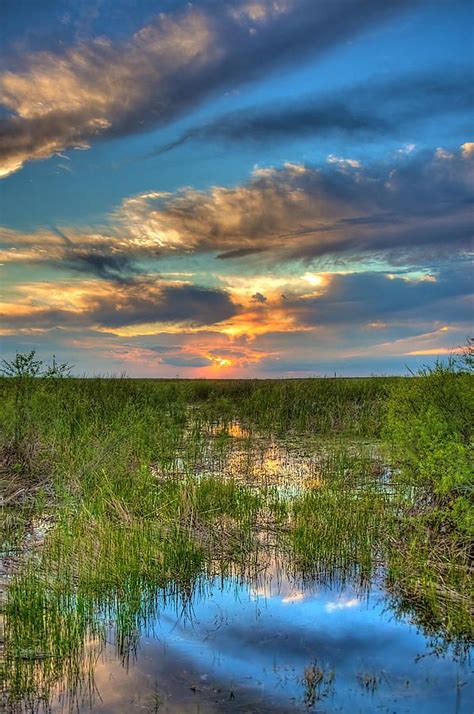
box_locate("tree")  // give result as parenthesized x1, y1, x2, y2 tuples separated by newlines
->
(1, 351, 73, 455)
(458, 337, 474, 372)
(0, 351, 72, 378)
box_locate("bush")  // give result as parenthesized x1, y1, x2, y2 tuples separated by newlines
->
(385, 360, 473, 536)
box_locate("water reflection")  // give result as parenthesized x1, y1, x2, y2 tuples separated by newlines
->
(160, 422, 384, 495)
(43, 566, 473, 714)
(4, 430, 473, 713)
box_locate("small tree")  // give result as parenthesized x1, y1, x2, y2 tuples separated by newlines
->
(385, 359, 473, 536)
(0, 350, 43, 378)
(1, 351, 72, 378)
(458, 337, 474, 372)
(1, 351, 73, 452)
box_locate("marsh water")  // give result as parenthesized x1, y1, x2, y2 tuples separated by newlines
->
(4, 426, 474, 713)
(45, 571, 473, 713)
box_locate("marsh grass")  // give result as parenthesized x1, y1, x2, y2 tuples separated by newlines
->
(0, 373, 472, 710)
(289, 483, 391, 583)
(301, 661, 335, 707)
(386, 521, 473, 653)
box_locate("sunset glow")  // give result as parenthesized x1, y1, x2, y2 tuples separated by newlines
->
(0, 1, 472, 376)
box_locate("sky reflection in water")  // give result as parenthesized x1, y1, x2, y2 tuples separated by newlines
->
(50, 566, 473, 713)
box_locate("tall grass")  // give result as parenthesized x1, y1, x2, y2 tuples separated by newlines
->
(288, 451, 391, 584)
(1, 369, 472, 709)
(384, 359, 473, 649)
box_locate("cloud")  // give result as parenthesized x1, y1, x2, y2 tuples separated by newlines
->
(216, 247, 268, 260)
(152, 69, 473, 154)
(1, 145, 472, 275)
(110, 145, 474, 265)
(282, 265, 473, 329)
(0, 0, 415, 176)
(1, 145, 472, 276)
(5, 262, 470, 359)
(325, 597, 359, 613)
(60, 252, 137, 282)
(161, 354, 212, 368)
(0, 282, 239, 332)
(91, 283, 239, 328)
(2, 269, 470, 376)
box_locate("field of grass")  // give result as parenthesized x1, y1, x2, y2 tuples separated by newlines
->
(0, 358, 472, 710)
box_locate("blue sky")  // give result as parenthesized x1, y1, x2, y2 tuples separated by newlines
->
(0, 0, 472, 376)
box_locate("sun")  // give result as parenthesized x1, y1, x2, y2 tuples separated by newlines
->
(302, 272, 324, 287)
(208, 355, 234, 368)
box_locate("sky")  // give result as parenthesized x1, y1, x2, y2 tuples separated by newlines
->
(0, 0, 473, 377)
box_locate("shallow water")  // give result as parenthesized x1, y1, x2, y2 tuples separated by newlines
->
(6, 427, 474, 713)
(157, 422, 384, 491)
(48, 566, 473, 713)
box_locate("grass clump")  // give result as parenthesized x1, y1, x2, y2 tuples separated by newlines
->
(288, 450, 391, 582)
(357, 671, 380, 692)
(385, 356, 474, 645)
(301, 661, 335, 707)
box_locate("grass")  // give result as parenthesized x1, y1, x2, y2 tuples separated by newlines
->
(302, 661, 335, 707)
(289, 479, 391, 583)
(386, 521, 473, 654)
(0, 366, 473, 709)
(384, 359, 474, 652)
(357, 671, 380, 692)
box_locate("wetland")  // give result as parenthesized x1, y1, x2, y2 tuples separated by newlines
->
(1, 364, 473, 712)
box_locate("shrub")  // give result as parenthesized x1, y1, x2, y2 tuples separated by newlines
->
(385, 360, 473, 536)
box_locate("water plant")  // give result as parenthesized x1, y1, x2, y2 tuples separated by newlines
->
(1, 356, 472, 710)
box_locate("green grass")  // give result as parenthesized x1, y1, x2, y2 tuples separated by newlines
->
(1, 369, 473, 708)
(383, 361, 474, 651)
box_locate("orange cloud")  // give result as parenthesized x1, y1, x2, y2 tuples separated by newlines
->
(3, 0, 381, 177)
(217, 305, 313, 339)
(3, 268, 318, 342)
(406, 347, 462, 356)
(0, 279, 239, 335)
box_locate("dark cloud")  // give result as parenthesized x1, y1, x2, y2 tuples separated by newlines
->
(114, 146, 474, 265)
(145, 343, 179, 354)
(0, 0, 416, 176)
(46, 225, 138, 282)
(216, 247, 268, 260)
(161, 354, 212, 368)
(60, 251, 138, 283)
(285, 266, 473, 328)
(1, 308, 87, 330)
(0, 284, 239, 331)
(152, 70, 473, 154)
(89, 284, 238, 328)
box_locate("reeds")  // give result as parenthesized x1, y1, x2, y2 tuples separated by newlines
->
(1, 371, 472, 710)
